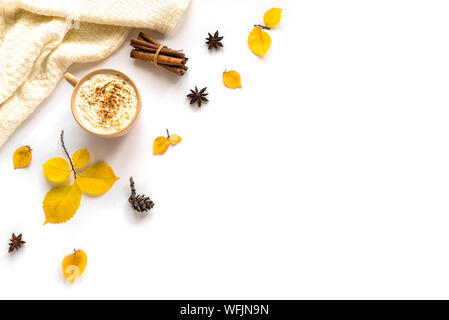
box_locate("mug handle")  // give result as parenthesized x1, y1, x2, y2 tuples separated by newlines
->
(64, 73, 79, 87)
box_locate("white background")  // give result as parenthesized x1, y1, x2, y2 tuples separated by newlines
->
(2, 0, 449, 299)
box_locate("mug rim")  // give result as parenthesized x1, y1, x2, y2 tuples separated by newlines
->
(70, 68, 142, 138)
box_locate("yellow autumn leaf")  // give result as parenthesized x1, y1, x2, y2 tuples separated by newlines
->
(154, 136, 170, 154)
(263, 8, 282, 28)
(13, 146, 32, 169)
(72, 148, 90, 170)
(223, 70, 242, 89)
(76, 161, 119, 195)
(62, 249, 87, 284)
(168, 134, 182, 146)
(43, 157, 71, 182)
(43, 183, 82, 224)
(248, 26, 272, 58)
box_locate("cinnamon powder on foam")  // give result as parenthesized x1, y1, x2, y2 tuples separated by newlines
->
(75, 73, 138, 134)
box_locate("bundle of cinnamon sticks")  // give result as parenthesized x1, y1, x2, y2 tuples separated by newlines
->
(130, 32, 188, 76)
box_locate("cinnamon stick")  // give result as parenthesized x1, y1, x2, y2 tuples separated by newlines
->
(131, 33, 188, 76)
(130, 49, 185, 67)
(130, 38, 185, 59)
(139, 32, 161, 46)
(159, 64, 187, 76)
(130, 50, 187, 75)
(132, 43, 186, 60)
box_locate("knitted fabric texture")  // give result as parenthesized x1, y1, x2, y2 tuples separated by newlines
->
(0, 0, 190, 147)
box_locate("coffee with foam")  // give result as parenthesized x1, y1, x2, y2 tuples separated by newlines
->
(74, 73, 138, 135)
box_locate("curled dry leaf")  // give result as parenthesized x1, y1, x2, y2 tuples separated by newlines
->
(223, 70, 242, 89)
(248, 26, 272, 58)
(13, 146, 32, 169)
(263, 8, 283, 28)
(43, 183, 82, 224)
(43, 157, 71, 182)
(168, 134, 182, 146)
(62, 249, 87, 284)
(72, 148, 90, 170)
(76, 162, 119, 195)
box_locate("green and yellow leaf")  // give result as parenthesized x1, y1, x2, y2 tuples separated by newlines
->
(76, 161, 119, 195)
(43, 183, 82, 224)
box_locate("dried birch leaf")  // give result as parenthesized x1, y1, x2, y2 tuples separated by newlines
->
(168, 134, 182, 146)
(248, 26, 272, 58)
(154, 136, 170, 154)
(62, 249, 87, 284)
(263, 8, 283, 28)
(72, 148, 90, 170)
(13, 146, 32, 169)
(223, 70, 243, 89)
(76, 162, 119, 195)
(43, 183, 82, 224)
(43, 157, 71, 182)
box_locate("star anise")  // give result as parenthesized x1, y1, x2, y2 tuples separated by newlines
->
(206, 31, 224, 50)
(187, 86, 209, 107)
(8, 233, 25, 253)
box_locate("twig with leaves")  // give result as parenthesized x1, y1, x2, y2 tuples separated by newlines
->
(42, 131, 119, 224)
(60, 130, 77, 179)
(254, 24, 270, 30)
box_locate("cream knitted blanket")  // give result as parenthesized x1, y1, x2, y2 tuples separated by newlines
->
(0, 0, 190, 147)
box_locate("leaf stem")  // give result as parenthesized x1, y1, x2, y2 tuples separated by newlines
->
(254, 24, 271, 30)
(129, 177, 136, 200)
(60, 130, 77, 180)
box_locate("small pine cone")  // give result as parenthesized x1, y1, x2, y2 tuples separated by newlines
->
(129, 177, 154, 213)
(129, 194, 154, 213)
